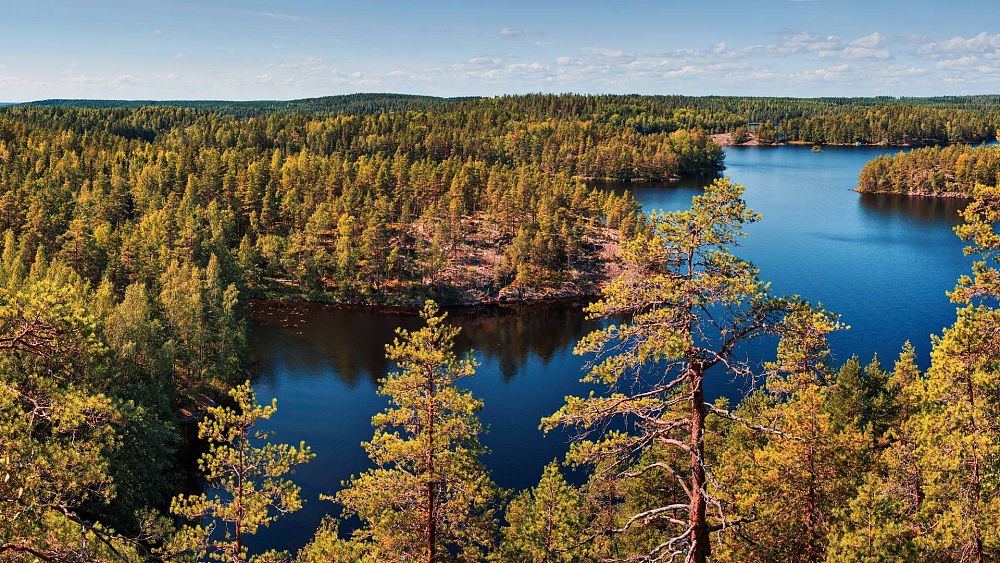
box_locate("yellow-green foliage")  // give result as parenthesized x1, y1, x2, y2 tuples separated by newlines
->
(544, 179, 810, 562)
(166, 382, 313, 563)
(495, 461, 591, 562)
(332, 302, 499, 561)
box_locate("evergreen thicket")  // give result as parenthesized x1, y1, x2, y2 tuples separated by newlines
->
(858, 142, 1000, 196)
(0, 102, 724, 307)
(24, 93, 1000, 144)
(3, 96, 1000, 561)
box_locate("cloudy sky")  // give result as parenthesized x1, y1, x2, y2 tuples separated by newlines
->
(2, 0, 1000, 101)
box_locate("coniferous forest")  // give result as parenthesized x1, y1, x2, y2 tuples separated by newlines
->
(858, 141, 1000, 197)
(2, 94, 1000, 562)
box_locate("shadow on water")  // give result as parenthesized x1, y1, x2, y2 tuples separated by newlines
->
(250, 300, 598, 387)
(450, 302, 598, 381)
(858, 192, 967, 226)
(250, 302, 419, 388)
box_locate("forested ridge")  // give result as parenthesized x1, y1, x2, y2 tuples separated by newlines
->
(4, 96, 1000, 562)
(1, 103, 726, 308)
(23, 93, 1000, 145)
(858, 141, 1000, 196)
(23, 94, 464, 118)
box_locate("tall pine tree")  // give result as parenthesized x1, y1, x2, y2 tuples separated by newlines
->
(544, 179, 800, 562)
(335, 301, 499, 562)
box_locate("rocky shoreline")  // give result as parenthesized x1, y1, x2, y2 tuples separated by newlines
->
(711, 132, 918, 148)
(853, 188, 969, 199)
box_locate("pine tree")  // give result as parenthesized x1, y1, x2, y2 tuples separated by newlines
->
(827, 354, 896, 444)
(0, 278, 141, 561)
(296, 518, 374, 562)
(166, 382, 314, 563)
(335, 301, 499, 562)
(862, 356, 896, 444)
(829, 342, 924, 558)
(544, 179, 799, 562)
(905, 306, 1000, 560)
(828, 356, 864, 430)
(714, 304, 864, 562)
(825, 473, 918, 562)
(495, 461, 590, 562)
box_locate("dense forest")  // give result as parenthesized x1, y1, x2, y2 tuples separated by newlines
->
(1, 102, 726, 307)
(4, 95, 1000, 562)
(6, 174, 1000, 562)
(858, 141, 1000, 196)
(24, 93, 1000, 145)
(24, 94, 465, 118)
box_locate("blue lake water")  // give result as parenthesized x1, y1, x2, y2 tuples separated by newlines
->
(246, 145, 970, 553)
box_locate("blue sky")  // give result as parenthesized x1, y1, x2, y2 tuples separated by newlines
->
(2, 0, 1000, 101)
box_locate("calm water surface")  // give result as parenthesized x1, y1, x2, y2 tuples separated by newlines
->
(247, 145, 969, 553)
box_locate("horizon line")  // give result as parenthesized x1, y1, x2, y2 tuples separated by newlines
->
(5, 91, 1000, 105)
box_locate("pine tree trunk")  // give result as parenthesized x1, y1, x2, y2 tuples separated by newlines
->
(806, 442, 818, 563)
(545, 479, 554, 561)
(427, 481, 435, 563)
(964, 361, 984, 563)
(689, 367, 710, 563)
(235, 432, 245, 563)
(426, 371, 436, 563)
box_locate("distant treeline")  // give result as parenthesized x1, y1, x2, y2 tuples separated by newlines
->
(22, 93, 1000, 145)
(25, 93, 462, 117)
(858, 142, 1000, 197)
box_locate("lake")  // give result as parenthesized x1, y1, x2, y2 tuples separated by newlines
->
(246, 145, 970, 553)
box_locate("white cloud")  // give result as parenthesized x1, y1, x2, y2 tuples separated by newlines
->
(499, 27, 531, 38)
(920, 32, 1000, 55)
(241, 10, 306, 22)
(794, 63, 853, 82)
(738, 31, 889, 60)
(850, 32, 886, 49)
(936, 56, 980, 69)
(112, 74, 143, 86)
(580, 48, 637, 65)
(875, 64, 928, 79)
(452, 56, 555, 82)
(819, 46, 889, 60)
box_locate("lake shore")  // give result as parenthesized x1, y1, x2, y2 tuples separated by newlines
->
(249, 292, 599, 322)
(853, 188, 970, 199)
(252, 233, 620, 311)
(711, 132, 927, 148)
(250, 284, 604, 315)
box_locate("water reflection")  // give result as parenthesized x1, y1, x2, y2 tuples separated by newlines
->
(858, 192, 967, 225)
(452, 302, 597, 381)
(250, 300, 598, 387)
(251, 302, 418, 388)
